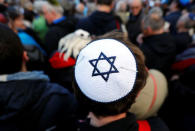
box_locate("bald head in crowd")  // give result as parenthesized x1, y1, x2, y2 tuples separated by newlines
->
(128, 0, 143, 16)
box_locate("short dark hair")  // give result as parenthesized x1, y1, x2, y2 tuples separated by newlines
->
(7, 8, 21, 21)
(74, 31, 148, 117)
(0, 24, 24, 74)
(97, 0, 114, 5)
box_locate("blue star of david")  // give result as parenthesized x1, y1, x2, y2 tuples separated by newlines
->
(89, 52, 119, 82)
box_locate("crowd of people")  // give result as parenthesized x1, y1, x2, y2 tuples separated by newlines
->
(0, 0, 195, 130)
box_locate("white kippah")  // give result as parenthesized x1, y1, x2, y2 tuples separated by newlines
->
(75, 39, 137, 103)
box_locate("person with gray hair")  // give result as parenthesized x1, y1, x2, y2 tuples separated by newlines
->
(42, 1, 76, 56)
(32, 1, 49, 42)
(42, 0, 77, 90)
(42, 1, 64, 24)
(149, 7, 163, 17)
(148, 7, 170, 32)
(142, 13, 165, 34)
(140, 13, 176, 78)
(172, 13, 194, 54)
(115, 0, 129, 24)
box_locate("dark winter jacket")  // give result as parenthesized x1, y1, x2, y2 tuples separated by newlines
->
(78, 113, 169, 131)
(173, 32, 192, 54)
(126, 10, 144, 45)
(76, 11, 120, 36)
(0, 71, 77, 131)
(45, 16, 76, 57)
(45, 17, 77, 92)
(140, 33, 176, 77)
(159, 64, 195, 131)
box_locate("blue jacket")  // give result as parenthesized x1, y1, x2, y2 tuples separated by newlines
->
(0, 71, 77, 131)
(76, 11, 119, 36)
(18, 30, 46, 56)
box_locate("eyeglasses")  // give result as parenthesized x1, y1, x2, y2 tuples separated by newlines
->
(130, 6, 141, 9)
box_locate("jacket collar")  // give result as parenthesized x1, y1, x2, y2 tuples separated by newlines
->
(0, 71, 49, 82)
(80, 112, 138, 131)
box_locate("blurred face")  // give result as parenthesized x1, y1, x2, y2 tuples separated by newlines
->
(14, 15, 25, 29)
(42, 6, 54, 24)
(76, 3, 85, 13)
(120, 2, 127, 12)
(0, 0, 4, 3)
(169, 1, 177, 12)
(129, 0, 142, 16)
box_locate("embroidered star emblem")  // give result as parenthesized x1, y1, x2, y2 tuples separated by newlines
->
(89, 52, 119, 82)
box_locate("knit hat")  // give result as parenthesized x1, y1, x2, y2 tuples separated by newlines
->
(75, 39, 137, 103)
(130, 69, 168, 120)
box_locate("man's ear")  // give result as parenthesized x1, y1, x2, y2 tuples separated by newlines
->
(143, 27, 149, 36)
(23, 51, 29, 62)
(147, 27, 153, 34)
(143, 27, 153, 36)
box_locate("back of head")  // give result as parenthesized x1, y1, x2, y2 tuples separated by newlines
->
(24, 1, 33, 11)
(115, 0, 128, 12)
(7, 7, 21, 21)
(0, 24, 23, 75)
(177, 13, 195, 30)
(172, 0, 184, 10)
(74, 31, 148, 117)
(143, 13, 165, 31)
(43, 1, 64, 15)
(33, 1, 50, 15)
(97, 0, 114, 6)
(149, 7, 163, 17)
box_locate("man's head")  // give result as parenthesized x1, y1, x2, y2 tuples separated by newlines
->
(115, 0, 128, 12)
(128, 0, 142, 16)
(177, 13, 195, 32)
(96, 0, 114, 6)
(149, 7, 163, 17)
(169, 0, 183, 12)
(0, 0, 4, 3)
(74, 32, 148, 118)
(7, 9, 25, 31)
(0, 24, 26, 74)
(42, 2, 63, 24)
(76, 2, 85, 14)
(142, 13, 165, 36)
(33, 1, 49, 15)
(96, 0, 115, 12)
